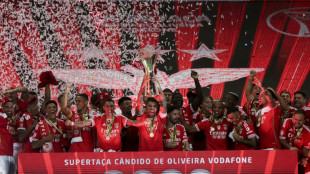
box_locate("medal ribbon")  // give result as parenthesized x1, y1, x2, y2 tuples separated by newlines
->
(82, 111, 89, 121)
(166, 125, 176, 141)
(235, 121, 243, 134)
(211, 118, 223, 131)
(45, 118, 63, 135)
(149, 117, 155, 135)
(105, 115, 115, 137)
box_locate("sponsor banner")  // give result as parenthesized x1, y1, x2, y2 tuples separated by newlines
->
(18, 150, 297, 173)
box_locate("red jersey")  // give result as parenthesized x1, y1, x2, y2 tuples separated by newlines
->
(243, 99, 263, 126)
(0, 112, 15, 156)
(256, 105, 282, 149)
(280, 118, 310, 160)
(231, 121, 257, 150)
(30, 119, 68, 153)
(301, 106, 310, 128)
(195, 118, 232, 150)
(90, 115, 127, 152)
(17, 113, 44, 153)
(69, 111, 94, 152)
(163, 124, 188, 151)
(137, 113, 166, 151)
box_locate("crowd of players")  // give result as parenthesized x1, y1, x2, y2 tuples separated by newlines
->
(0, 70, 309, 173)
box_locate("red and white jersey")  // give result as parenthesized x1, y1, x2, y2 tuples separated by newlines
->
(17, 112, 44, 153)
(69, 111, 94, 152)
(0, 112, 16, 156)
(30, 119, 68, 153)
(280, 118, 310, 160)
(231, 121, 257, 150)
(163, 124, 188, 151)
(195, 118, 232, 150)
(256, 105, 282, 149)
(243, 99, 263, 126)
(182, 104, 195, 126)
(137, 113, 166, 151)
(90, 115, 127, 152)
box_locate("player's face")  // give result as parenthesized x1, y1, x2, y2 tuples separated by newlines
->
(164, 91, 172, 105)
(252, 85, 261, 99)
(168, 109, 180, 124)
(120, 100, 132, 115)
(223, 94, 236, 108)
(212, 102, 224, 119)
(146, 101, 158, 117)
(172, 94, 183, 108)
(46, 103, 57, 119)
(292, 113, 305, 129)
(75, 96, 88, 112)
(258, 91, 269, 106)
(230, 112, 241, 125)
(200, 97, 212, 112)
(103, 101, 115, 114)
(29, 103, 40, 116)
(3, 102, 14, 117)
(280, 92, 291, 106)
(293, 94, 306, 109)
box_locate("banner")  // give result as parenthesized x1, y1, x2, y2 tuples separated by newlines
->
(18, 150, 297, 173)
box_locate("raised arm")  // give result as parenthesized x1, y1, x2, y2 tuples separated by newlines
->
(60, 84, 73, 119)
(17, 119, 38, 142)
(136, 76, 148, 116)
(5, 87, 29, 101)
(127, 119, 149, 127)
(153, 77, 167, 115)
(267, 87, 289, 112)
(191, 70, 203, 111)
(65, 119, 92, 128)
(40, 84, 51, 115)
(245, 70, 256, 101)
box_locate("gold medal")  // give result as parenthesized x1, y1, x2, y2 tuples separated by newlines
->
(106, 136, 110, 140)
(256, 123, 260, 127)
(150, 133, 154, 137)
(210, 126, 215, 132)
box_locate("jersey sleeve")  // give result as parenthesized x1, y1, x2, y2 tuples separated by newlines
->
(243, 122, 256, 139)
(195, 119, 210, 132)
(279, 119, 290, 140)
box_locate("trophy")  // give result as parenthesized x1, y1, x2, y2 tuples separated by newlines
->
(139, 47, 159, 97)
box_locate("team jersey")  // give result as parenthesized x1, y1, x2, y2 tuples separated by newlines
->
(137, 113, 166, 151)
(230, 120, 257, 150)
(16, 112, 44, 153)
(90, 115, 127, 152)
(243, 99, 263, 126)
(280, 118, 310, 160)
(69, 111, 94, 152)
(30, 119, 68, 153)
(256, 105, 282, 149)
(0, 112, 16, 156)
(163, 124, 188, 151)
(195, 118, 232, 150)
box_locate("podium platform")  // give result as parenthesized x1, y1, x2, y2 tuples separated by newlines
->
(18, 150, 297, 173)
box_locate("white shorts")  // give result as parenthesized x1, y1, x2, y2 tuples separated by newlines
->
(0, 156, 16, 174)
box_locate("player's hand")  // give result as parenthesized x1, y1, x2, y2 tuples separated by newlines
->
(253, 77, 262, 87)
(250, 70, 256, 77)
(44, 134, 55, 142)
(65, 120, 74, 126)
(191, 70, 198, 79)
(166, 142, 178, 148)
(233, 132, 241, 142)
(289, 146, 298, 152)
(301, 157, 308, 167)
(65, 84, 72, 94)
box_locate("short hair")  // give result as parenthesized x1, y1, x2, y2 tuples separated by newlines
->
(230, 106, 240, 114)
(163, 88, 173, 94)
(227, 92, 240, 102)
(280, 90, 291, 97)
(294, 109, 306, 119)
(146, 97, 160, 114)
(118, 97, 131, 106)
(45, 100, 58, 108)
(294, 91, 306, 99)
(167, 105, 179, 114)
(266, 88, 277, 100)
(90, 93, 99, 106)
(76, 93, 89, 101)
(103, 98, 115, 105)
(172, 92, 183, 99)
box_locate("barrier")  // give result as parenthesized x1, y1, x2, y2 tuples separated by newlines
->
(18, 150, 297, 173)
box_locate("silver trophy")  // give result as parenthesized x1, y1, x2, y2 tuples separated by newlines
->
(139, 47, 158, 97)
